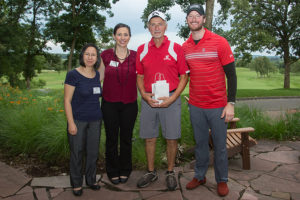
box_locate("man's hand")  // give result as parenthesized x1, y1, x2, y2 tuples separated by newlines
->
(221, 103, 235, 122)
(142, 92, 160, 107)
(157, 96, 174, 108)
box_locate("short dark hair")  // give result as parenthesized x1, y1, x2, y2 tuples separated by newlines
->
(113, 23, 131, 37)
(79, 43, 101, 69)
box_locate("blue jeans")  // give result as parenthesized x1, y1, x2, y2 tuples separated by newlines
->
(189, 104, 228, 183)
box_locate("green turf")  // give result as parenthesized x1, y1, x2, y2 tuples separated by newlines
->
(34, 68, 300, 97)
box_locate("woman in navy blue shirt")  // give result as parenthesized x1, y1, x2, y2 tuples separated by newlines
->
(64, 43, 102, 196)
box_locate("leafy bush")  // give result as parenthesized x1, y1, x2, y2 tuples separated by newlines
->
(0, 85, 299, 170)
(235, 105, 300, 140)
(31, 79, 46, 88)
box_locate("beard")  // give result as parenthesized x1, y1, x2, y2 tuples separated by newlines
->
(188, 23, 203, 32)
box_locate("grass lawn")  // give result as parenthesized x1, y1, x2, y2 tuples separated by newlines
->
(1, 68, 299, 172)
(36, 70, 66, 89)
(237, 67, 300, 89)
(35, 68, 300, 97)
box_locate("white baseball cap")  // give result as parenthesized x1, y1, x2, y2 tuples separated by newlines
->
(147, 11, 166, 22)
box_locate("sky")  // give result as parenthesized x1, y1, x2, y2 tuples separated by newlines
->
(47, 0, 193, 53)
(47, 0, 275, 56)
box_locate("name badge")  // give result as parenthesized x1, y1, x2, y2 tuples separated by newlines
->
(93, 87, 101, 94)
(109, 60, 119, 67)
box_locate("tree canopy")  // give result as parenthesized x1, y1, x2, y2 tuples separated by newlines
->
(143, 0, 299, 89)
(0, 0, 119, 88)
(142, 0, 228, 38)
(45, 0, 118, 71)
(223, 0, 299, 88)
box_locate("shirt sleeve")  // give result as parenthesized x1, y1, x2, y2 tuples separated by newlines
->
(218, 37, 235, 66)
(223, 62, 237, 102)
(136, 45, 144, 75)
(175, 43, 190, 75)
(64, 70, 77, 86)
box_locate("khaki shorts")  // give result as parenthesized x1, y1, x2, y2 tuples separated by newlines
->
(139, 94, 181, 139)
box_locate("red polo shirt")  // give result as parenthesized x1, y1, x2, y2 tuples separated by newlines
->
(136, 36, 189, 93)
(182, 29, 235, 109)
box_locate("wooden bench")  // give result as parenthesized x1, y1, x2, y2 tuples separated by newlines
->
(184, 96, 257, 170)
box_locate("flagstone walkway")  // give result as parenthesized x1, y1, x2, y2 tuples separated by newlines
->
(1, 139, 300, 200)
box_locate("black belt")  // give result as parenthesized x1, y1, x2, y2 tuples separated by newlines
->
(170, 89, 176, 93)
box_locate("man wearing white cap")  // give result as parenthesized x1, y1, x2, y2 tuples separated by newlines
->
(182, 4, 237, 197)
(135, 11, 189, 190)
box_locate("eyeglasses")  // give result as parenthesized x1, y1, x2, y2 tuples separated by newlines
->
(84, 53, 97, 57)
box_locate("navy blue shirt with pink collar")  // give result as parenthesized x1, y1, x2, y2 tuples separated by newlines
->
(65, 69, 102, 121)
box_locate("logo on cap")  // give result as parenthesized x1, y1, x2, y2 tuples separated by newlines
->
(148, 11, 166, 22)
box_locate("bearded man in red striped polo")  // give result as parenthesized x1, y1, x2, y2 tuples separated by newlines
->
(182, 4, 237, 197)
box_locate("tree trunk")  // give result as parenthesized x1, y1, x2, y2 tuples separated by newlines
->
(67, 37, 76, 71)
(205, 0, 215, 30)
(283, 60, 291, 89)
(283, 44, 290, 89)
(26, 77, 31, 89)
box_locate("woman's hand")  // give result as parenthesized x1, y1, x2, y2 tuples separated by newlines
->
(68, 122, 77, 135)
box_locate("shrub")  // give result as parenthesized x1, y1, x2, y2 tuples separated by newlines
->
(0, 85, 299, 170)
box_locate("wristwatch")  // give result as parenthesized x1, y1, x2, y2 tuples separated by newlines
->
(228, 102, 235, 105)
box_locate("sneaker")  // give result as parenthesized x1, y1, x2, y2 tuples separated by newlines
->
(217, 182, 229, 196)
(166, 171, 177, 191)
(186, 177, 206, 190)
(137, 170, 158, 188)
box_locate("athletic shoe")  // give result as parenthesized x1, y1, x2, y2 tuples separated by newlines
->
(137, 170, 158, 188)
(165, 171, 177, 191)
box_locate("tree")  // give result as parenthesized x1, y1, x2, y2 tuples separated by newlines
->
(44, 53, 63, 71)
(142, 0, 229, 39)
(223, 0, 299, 89)
(249, 56, 276, 77)
(0, 0, 28, 87)
(45, 0, 119, 71)
(23, 0, 50, 89)
(0, 0, 52, 89)
(290, 59, 300, 73)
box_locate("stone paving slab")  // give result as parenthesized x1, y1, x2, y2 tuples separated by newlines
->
(229, 156, 279, 172)
(31, 174, 101, 188)
(53, 187, 140, 200)
(268, 163, 300, 182)
(228, 169, 261, 181)
(145, 190, 183, 200)
(34, 188, 48, 200)
(271, 191, 290, 200)
(256, 150, 300, 164)
(1, 139, 300, 199)
(280, 141, 300, 151)
(251, 174, 300, 193)
(251, 139, 280, 153)
(2, 192, 35, 200)
(49, 188, 64, 199)
(16, 186, 32, 195)
(275, 145, 294, 151)
(241, 188, 280, 200)
(0, 162, 31, 198)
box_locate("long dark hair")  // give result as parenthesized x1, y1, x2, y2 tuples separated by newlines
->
(79, 43, 101, 69)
